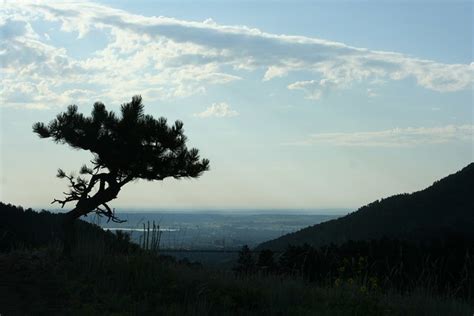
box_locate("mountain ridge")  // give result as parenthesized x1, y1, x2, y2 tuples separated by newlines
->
(257, 163, 474, 251)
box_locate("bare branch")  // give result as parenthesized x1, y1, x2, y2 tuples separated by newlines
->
(94, 202, 125, 223)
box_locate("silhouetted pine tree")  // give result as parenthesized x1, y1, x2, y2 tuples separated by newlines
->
(234, 245, 255, 275)
(33, 95, 209, 254)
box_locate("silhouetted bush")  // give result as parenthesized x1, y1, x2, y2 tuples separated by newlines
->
(233, 245, 256, 275)
(256, 249, 276, 274)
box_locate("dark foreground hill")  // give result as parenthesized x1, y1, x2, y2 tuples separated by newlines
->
(257, 163, 474, 251)
(0, 202, 139, 253)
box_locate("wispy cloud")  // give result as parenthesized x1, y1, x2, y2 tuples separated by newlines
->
(284, 125, 474, 147)
(366, 88, 377, 98)
(288, 80, 334, 100)
(194, 102, 239, 118)
(0, 2, 472, 109)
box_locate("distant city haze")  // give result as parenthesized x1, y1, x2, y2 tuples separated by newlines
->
(84, 211, 341, 253)
(1, 1, 472, 210)
(49, 208, 351, 215)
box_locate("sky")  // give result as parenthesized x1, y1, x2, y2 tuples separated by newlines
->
(0, 1, 473, 212)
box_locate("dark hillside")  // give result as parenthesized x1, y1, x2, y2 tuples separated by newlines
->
(0, 202, 137, 253)
(257, 163, 474, 251)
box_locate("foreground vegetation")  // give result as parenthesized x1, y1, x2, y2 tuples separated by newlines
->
(247, 238, 474, 300)
(2, 246, 473, 315)
(1, 203, 473, 315)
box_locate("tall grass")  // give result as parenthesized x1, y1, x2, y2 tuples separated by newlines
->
(139, 220, 162, 254)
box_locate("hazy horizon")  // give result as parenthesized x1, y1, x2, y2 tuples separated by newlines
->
(33, 207, 352, 216)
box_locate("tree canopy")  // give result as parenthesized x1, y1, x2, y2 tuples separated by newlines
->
(33, 95, 209, 223)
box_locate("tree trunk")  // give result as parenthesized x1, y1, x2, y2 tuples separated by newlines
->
(61, 185, 121, 256)
(62, 214, 75, 257)
(62, 207, 89, 257)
